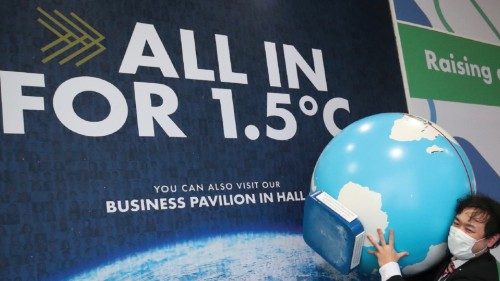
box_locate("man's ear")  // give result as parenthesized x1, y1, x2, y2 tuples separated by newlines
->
(486, 233, 500, 248)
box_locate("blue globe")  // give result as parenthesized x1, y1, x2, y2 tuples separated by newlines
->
(311, 113, 475, 275)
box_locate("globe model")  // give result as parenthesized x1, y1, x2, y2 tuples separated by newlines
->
(311, 113, 475, 276)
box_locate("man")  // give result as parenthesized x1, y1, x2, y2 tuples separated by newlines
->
(367, 194, 500, 281)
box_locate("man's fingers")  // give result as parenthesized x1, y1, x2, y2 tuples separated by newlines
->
(367, 234, 380, 249)
(377, 228, 386, 246)
(397, 251, 409, 259)
(388, 229, 394, 245)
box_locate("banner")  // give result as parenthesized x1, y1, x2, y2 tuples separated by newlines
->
(0, 1, 407, 280)
(398, 23, 499, 106)
(391, 0, 500, 200)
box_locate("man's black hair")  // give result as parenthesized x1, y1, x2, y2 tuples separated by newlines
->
(455, 194, 500, 247)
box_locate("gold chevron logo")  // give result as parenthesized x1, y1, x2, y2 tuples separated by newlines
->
(37, 7, 106, 67)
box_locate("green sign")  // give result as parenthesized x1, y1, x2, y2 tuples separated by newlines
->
(398, 23, 500, 106)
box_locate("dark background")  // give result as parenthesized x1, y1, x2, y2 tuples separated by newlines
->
(0, 1, 407, 280)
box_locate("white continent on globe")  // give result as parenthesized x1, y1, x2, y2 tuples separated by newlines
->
(390, 116, 457, 144)
(337, 182, 388, 246)
(402, 243, 447, 275)
(390, 115, 439, 141)
(426, 145, 445, 154)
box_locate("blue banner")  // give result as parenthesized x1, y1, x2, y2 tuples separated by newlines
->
(0, 1, 407, 280)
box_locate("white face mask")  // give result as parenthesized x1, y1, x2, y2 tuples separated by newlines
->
(447, 226, 487, 260)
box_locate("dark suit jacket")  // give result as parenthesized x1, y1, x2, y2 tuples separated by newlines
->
(387, 252, 498, 281)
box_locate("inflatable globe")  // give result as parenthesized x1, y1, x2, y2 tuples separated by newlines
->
(311, 113, 475, 276)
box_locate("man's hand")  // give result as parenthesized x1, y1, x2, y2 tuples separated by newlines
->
(367, 228, 409, 267)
